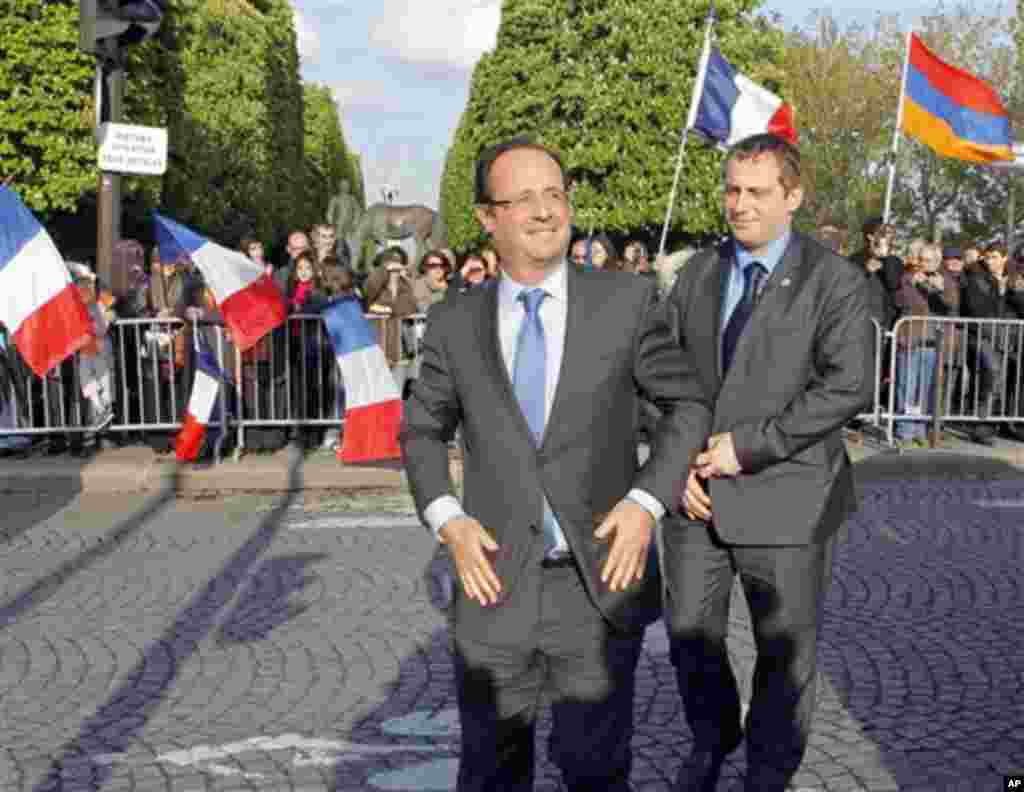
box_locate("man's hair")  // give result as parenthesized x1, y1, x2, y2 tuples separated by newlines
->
(374, 245, 408, 268)
(862, 217, 891, 238)
(475, 136, 567, 205)
(725, 133, 802, 193)
(419, 248, 451, 275)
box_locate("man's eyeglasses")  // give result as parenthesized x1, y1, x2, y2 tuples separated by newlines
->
(486, 188, 569, 212)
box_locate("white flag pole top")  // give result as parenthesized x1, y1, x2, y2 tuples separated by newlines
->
(884, 30, 913, 224)
(658, 6, 716, 259)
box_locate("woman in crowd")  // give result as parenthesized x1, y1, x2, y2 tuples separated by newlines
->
(364, 247, 418, 368)
(141, 248, 192, 453)
(285, 250, 328, 447)
(412, 249, 451, 312)
(892, 239, 941, 447)
(588, 232, 620, 271)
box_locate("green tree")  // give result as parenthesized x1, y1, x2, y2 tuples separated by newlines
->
(0, 0, 97, 213)
(779, 11, 901, 242)
(139, 0, 307, 245)
(440, 0, 786, 251)
(304, 82, 353, 224)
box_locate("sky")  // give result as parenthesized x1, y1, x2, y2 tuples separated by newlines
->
(289, 0, 1010, 211)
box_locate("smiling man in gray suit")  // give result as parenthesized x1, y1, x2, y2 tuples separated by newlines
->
(663, 133, 875, 792)
(400, 137, 711, 791)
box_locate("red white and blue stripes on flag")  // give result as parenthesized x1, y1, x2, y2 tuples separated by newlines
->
(690, 45, 797, 148)
(900, 33, 1012, 164)
(0, 186, 95, 377)
(175, 339, 230, 462)
(322, 297, 402, 463)
(154, 213, 286, 351)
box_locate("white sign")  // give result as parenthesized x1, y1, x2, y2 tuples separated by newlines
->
(97, 122, 168, 175)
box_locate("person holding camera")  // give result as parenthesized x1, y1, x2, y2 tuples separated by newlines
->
(364, 246, 418, 368)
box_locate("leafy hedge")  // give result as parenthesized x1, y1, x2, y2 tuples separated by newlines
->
(1, 0, 359, 251)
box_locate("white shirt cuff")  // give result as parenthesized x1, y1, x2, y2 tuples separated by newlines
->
(625, 488, 666, 522)
(424, 495, 466, 539)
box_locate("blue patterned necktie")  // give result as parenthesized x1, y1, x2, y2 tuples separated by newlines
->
(722, 260, 767, 374)
(512, 288, 567, 558)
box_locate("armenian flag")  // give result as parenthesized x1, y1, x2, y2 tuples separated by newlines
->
(900, 32, 1012, 164)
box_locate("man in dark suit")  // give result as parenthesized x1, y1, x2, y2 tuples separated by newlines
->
(400, 137, 711, 791)
(662, 133, 874, 792)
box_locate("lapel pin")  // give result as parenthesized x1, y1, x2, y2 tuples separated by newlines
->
(781, 278, 792, 287)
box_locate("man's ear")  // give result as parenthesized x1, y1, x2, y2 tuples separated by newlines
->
(786, 185, 805, 215)
(475, 204, 496, 236)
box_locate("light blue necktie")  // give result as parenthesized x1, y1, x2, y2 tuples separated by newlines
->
(512, 289, 568, 558)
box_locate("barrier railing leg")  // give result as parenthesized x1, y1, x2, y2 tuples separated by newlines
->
(930, 328, 945, 449)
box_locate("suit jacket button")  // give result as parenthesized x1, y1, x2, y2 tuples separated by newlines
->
(529, 523, 540, 535)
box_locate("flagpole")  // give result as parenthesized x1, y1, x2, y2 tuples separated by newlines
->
(883, 30, 913, 224)
(658, 3, 716, 259)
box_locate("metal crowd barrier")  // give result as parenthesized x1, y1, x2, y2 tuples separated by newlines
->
(0, 314, 428, 463)
(7, 313, 1024, 459)
(852, 318, 887, 430)
(882, 315, 1024, 445)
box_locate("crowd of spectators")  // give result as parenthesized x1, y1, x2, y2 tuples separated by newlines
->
(5, 214, 1022, 460)
(843, 218, 1024, 448)
(0, 223, 665, 461)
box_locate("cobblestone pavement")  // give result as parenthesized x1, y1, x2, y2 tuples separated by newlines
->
(0, 453, 1022, 791)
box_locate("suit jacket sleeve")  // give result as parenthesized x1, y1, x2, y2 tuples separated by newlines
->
(398, 303, 462, 525)
(732, 257, 875, 475)
(633, 278, 713, 508)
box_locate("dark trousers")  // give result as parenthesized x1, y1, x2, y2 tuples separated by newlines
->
(661, 517, 835, 791)
(452, 553, 642, 792)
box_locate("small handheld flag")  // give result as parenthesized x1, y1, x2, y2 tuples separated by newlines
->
(0, 186, 95, 377)
(175, 336, 231, 462)
(321, 297, 402, 463)
(154, 213, 286, 351)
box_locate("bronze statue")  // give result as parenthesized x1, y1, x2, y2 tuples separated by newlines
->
(326, 178, 359, 264)
(350, 202, 446, 270)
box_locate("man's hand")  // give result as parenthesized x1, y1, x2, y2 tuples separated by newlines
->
(681, 467, 712, 522)
(866, 257, 882, 273)
(440, 516, 503, 606)
(594, 500, 655, 592)
(695, 432, 742, 478)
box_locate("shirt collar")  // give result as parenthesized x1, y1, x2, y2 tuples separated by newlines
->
(498, 261, 568, 307)
(734, 228, 792, 276)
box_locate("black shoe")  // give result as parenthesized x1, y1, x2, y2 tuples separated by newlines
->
(675, 739, 741, 792)
(1001, 423, 1024, 442)
(969, 427, 996, 446)
(45, 439, 69, 456)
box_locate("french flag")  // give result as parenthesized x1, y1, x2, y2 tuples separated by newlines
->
(689, 44, 797, 148)
(0, 186, 95, 377)
(175, 340, 229, 462)
(322, 297, 402, 463)
(153, 213, 286, 351)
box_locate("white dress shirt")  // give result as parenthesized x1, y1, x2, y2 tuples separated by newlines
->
(424, 262, 666, 539)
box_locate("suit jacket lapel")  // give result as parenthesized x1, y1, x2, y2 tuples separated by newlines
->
(540, 265, 580, 453)
(722, 234, 810, 380)
(480, 279, 541, 448)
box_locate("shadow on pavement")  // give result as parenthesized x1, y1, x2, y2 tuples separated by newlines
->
(30, 448, 307, 791)
(0, 471, 167, 631)
(811, 453, 1024, 790)
(0, 471, 83, 549)
(330, 550, 460, 792)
